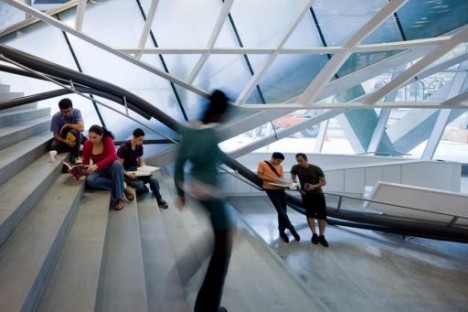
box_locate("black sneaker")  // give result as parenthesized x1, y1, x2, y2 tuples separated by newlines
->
(289, 227, 301, 241)
(279, 231, 289, 243)
(319, 235, 329, 247)
(311, 233, 319, 244)
(157, 200, 169, 209)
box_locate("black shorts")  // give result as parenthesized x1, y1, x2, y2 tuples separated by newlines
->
(302, 193, 327, 220)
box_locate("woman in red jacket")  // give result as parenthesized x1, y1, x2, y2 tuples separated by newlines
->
(83, 125, 133, 210)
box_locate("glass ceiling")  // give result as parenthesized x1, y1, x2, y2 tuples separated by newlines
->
(0, 0, 467, 161)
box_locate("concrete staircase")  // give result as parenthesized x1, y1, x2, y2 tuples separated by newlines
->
(0, 84, 327, 312)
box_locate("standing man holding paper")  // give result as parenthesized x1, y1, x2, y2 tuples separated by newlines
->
(117, 128, 168, 209)
(257, 152, 300, 243)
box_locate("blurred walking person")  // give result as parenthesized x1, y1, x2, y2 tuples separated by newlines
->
(174, 90, 236, 312)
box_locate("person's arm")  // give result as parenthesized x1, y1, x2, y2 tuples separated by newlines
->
(138, 156, 145, 167)
(316, 176, 326, 188)
(257, 162, 280, 183)
(61, 120, 84, 133)
(61, 110, 84, 133)
(174, 127, 189, 196)
(291, 173, 297, 183)
(53, 132, 75, 147)
(174, 140, 189, 208)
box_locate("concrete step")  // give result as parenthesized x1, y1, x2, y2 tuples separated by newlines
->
(36, 190, 111, 312)
(0, 174, 85, 312)
(0, 131, 51, 187)
(1, 103, 38, 112)
(0, 91, 24, 101)
(0, 85, 10, 92)
(0, 152, 68, 248)
(0, 107, 50, 127)
(137, 191, 189, 312)
(0, 115, 50, 151)
(95, 191, 148, 312)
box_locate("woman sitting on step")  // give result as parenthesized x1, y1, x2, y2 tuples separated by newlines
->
(83, 125, 134, 210)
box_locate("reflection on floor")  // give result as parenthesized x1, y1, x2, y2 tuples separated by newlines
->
(227, 195, 468, 312)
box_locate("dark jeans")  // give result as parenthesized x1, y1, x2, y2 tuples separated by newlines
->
(85, 160, 125, 203)
(48, 128, 82, 158)
(265, 189, 293, 232)
(194, 200, 234, 312)
(125, 172, 163, 202)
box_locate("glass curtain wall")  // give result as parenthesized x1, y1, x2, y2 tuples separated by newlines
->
(0, 0, 466, 161)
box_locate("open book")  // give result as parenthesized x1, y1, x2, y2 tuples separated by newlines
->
(128, 165, 160, 177)
(63, 162, 86, 180)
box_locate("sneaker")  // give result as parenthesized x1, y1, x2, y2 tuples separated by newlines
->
(279, 231, 289, 243)
(289, 227, 301, 241)
(311, 233, 319, 244)
(157, 199, 169, 209)
(319, 235, 329, 247)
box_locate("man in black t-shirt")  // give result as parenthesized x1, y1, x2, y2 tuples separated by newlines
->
(117, 128, 168, 209)
(291, 153, 329, 247)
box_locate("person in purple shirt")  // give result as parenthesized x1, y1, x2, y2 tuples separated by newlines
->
(117, 128, 168, 209)
(49, 98, 84, 163)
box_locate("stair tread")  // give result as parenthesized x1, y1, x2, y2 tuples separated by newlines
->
(0, 115, 50, 138)
(95, 192, 148, 312)
(37, 190, 111, 312)
(0, 131, 51, 168)
(137, 192, 189, 312)
(0, 106, 50, 118)
(0, 153, 69, 246)
(0, 174, 84, 311)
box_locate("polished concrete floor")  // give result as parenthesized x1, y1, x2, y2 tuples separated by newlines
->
(227, 193, 468, 312)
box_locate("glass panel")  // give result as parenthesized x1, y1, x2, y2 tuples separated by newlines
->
(284, 8, 323, 48)
(150, 0, 221, 47)
(255, 54, 328, 103)
(229, 0, 310, 47)
(0, 1, 25, 31)
(172, 85, 208, 121)
(71, 0, 145, 47)
(86, 96, 178, 141)
(64, 34, 186, 120)
(397, 0, 468, 40)
(337, 51, 402, 77)
(312, 0, 388, 46)
(362, 14, 402, 44)
(193, 54, 255, 101)
(0, 19, 79, 110)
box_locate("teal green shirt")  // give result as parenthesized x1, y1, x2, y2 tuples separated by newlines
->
(174, 121, 223, 199)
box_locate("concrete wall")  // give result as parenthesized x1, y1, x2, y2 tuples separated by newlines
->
(222, 153, 462, 196)
(364, 182, 468, 226)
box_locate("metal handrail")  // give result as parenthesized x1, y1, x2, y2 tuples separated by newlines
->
(0, 53, 178, 144)
(325, 192, 468, 221)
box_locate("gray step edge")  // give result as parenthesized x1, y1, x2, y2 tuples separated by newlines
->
(0, 107, 51, 127)
(137, 192, 190, 312)
(0, 174, 85, 312)
(0, 152, 68, 247)
(0, 131, 52, 187)
(0, 116, 50, 151)
(95, 191, 148, 312)
(36, 191, 111, 312)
